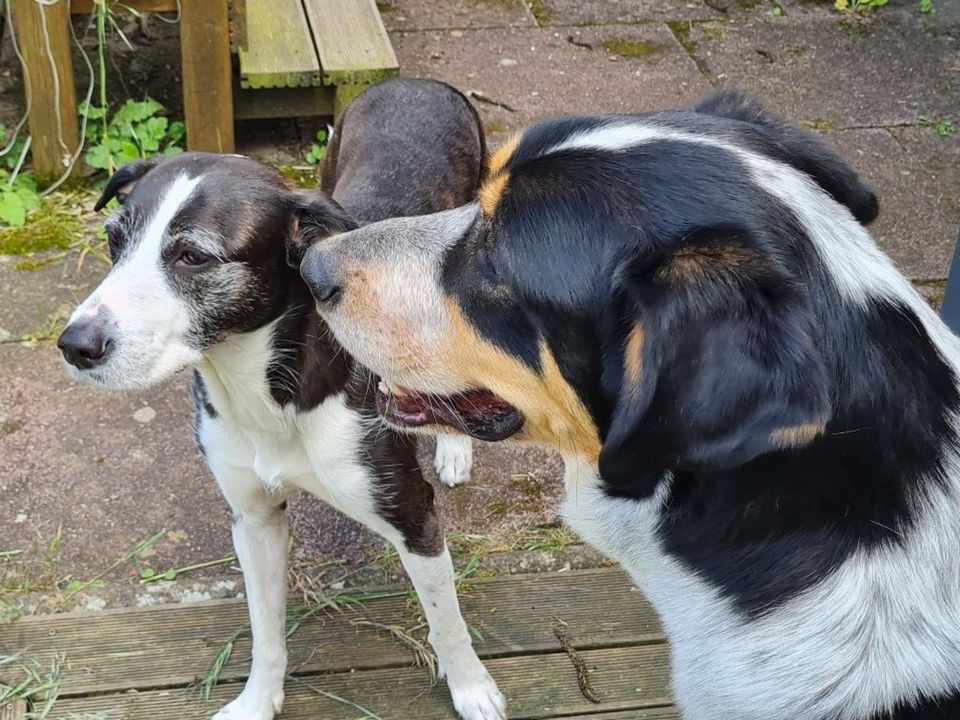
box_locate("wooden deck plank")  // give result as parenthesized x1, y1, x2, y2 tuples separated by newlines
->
(304, 0, 398, 86)
(1, 569, 662, 697)
(239, 0, 321, 89)
(0, 694, 26, 720)
(547, 710, 680, 720)
(46, 645, 673, 720)
(233, 84, 335, 120)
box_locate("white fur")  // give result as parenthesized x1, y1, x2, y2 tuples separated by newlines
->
(435, 434, 473, 486)
(550, 121, 960, 718)
(198, 322, 504, 720)
(562, 448, 960, 720)
(66, 174, 203, 388)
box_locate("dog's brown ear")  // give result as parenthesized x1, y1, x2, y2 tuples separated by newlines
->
(285, 192, 358, 269)
(94, 159, 160, 211)
(599, 227, 831, 498)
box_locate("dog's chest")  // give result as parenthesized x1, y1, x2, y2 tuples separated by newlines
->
(197, 398, 314, 487)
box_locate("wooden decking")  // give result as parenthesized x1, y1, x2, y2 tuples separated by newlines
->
(1, 568, 679, 719)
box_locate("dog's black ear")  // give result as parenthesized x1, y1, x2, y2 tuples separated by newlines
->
(94, 159, 160, 211)
(285, 192, 358, 269)
(695, 89, 878, 225)
(599, 227, 831, 498)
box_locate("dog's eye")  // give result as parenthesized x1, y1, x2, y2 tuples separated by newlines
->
(476, 246, 499, 283)
(175, 249, 214, 271)
(105, 227, 123, 263)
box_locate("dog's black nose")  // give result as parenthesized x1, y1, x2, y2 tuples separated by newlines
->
(57, 321, 114, 369)
(301, 250, 342, 307)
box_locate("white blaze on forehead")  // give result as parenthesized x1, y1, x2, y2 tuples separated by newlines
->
(72, 173, 202, 322)
(137, 172, 203, 259)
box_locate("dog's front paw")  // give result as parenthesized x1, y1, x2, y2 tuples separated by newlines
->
(434, 434, 473, 487)
(446, 666, 506, 720)
(211, 686, 284, 720)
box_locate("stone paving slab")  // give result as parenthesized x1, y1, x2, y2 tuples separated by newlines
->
(532, 0, 722, 25)
(0, 255, 105, 340)
(681, 14, 959, 128)
(393, 23, 712, 142)
(378, 0, 536, 31)
(821, 127, 960, 279)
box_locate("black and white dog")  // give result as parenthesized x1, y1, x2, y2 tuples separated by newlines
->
(57, 79, 504, 720)
(301, 90, 960, 720)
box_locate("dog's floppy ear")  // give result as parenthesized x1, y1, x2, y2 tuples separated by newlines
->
(599, 227, 831, 498)
(94, 158, 160, 211)
(695, 89, 878, 225)
(285, 192, 358, 269)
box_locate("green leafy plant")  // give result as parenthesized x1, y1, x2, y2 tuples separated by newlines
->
(0, 124, 40, 227)
(918, 115, 956, 136)
(919, 0, 934, 11)
(305, 129, 328, 165)
(80, 98, 185, 174)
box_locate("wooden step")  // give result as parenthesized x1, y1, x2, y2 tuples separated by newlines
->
(46, 645, 675, 720)
(1, 569, 663, 698)
(305, 0, 399, 86)
(239, 0, 321, 89)
(2, 568, 677, 719)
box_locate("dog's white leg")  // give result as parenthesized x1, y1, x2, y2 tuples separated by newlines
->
(210, 466, 288, 720)
(434, 433, 473, 487)
(312, 442, 504, 720)
(399, 545, 506, 720)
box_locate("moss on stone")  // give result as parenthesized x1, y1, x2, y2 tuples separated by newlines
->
(525, 0, 555, 25)
(0, 419, 25, 437)
(0, 209, 81, 257)
(602, 38, 666, 58)
(799, 118, 837, 131)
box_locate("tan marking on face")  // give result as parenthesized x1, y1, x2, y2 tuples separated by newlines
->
(444, 298, 601, 461)
(658, 244, 759, 284)
(488, 134, 520, 178)
(770, 422, 825, 449)
(478, 172, 510, 217)
(624, 323, 645, 391)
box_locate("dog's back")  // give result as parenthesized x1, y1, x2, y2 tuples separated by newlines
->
(323, 78, 486, 224)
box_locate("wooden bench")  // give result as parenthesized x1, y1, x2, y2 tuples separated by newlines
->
(234, 0, 398, 121)
(13, 0, 398, 183)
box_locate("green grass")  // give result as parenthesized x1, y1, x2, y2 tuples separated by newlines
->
(0, 651, 65, 719)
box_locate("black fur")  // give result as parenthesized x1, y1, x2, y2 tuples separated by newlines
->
(874, 689, 960, 720)
(439, 92, 959, 622)
(94, 158, 158, 211)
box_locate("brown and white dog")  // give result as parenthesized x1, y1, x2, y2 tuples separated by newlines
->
(301, 90, 960, 720)
(56, 79, 505, 720)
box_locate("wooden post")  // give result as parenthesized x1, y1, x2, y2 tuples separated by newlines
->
(180, 0, 235, 153)
(13, 0, 80, 186)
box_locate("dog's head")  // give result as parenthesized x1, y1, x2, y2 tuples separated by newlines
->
(58, 153, 355, 389)
(302, 91, 879, 496)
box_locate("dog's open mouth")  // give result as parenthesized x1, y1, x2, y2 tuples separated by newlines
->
(376, 381, 523, 441)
